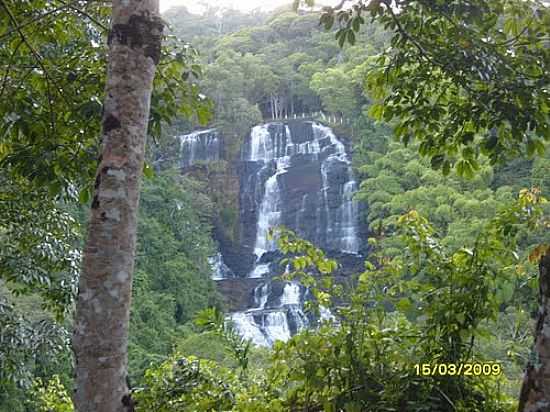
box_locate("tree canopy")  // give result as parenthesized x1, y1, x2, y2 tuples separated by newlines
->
(313, 0, 550, 174)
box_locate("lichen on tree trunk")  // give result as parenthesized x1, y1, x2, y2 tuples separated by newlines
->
(518, 252, 550, 412)
(72, 1, 162, 411)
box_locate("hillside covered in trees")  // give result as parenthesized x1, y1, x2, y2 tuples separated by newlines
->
(0, 0, 549, 411)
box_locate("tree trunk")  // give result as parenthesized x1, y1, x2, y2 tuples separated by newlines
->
(72, 1, 162, 411)
(518, 251, 550, 412)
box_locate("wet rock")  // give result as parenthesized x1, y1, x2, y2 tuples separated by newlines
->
(181, 120, 368, 346)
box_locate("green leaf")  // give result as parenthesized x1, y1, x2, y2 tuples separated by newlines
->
(396, 298, 412, 312)
(352, 17, 361, 32)
(78, 188, 91, 204)
(196, 105, 211, 125)
(442, 160, 451, 176)
(347, 30, 356, 45)
(143, 162, 155, 179)
(337, 31, 346, 48)
(368, 103, 384, 121)
(503, 16, 519, 36)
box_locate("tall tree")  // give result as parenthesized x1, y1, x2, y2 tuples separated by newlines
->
(72, 0, 163, 410)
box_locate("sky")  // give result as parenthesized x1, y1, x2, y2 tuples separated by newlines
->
(159, 0, 338, 13)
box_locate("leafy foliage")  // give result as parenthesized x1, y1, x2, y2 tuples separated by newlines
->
(0, 174, 80, 318)
(163, 4, 389, 156)
(28, 375, 74, 412)
(0, 293, 71, 406)
(1, 2, 548, 410)
(195, 307, 252, 377)
(135, 188, 544, 411)
(128, 170, 220, 381)
(316, 0, 550, 173)
(135, 355, 239, 412)
(0, 0, 212, 197)
(0, 2, 217, 405)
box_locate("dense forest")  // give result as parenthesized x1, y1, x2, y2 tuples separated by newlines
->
(0, 0, 549, 411)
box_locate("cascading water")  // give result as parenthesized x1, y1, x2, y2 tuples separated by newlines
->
(313, 123, 360, 254)
(248, 125, 291, 258)
(230, 120, 361, 346)
(230, 280, 308, 346)
(280, 282, 301, 305)
(254, 172, 282, 257)
(254, 282, 270, 309)
(208, 252, 235, 280)
(341, 180, 360, 254)
(179, 120, 361, 346)
(178, 128, 220, 167)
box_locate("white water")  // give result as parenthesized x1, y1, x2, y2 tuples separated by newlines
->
(228, 280, 308, 347)
(313, 122, 360, 254)
(230, 312, 270, 346)
(253, 283, 270, 309)
(248, 263, 271, 279)
(249, 124, 293, 261)
(234, 121, 361, 345)
(208, 252, 234, 280)
(319, 305, 336, 323)
(179, 128, 220, 167)
(254, 172, 282, 257)
(280, 282, 301, 305)
(263, 311, 292, 343)
(249, 122, 361, 260)
(230, 310, 293, 346)
(340, 180, 360, 254)
(248, 124, 280, 162)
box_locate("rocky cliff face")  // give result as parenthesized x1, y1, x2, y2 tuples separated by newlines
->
(178, 128, 247, 276)
(179, 120, 367, 345)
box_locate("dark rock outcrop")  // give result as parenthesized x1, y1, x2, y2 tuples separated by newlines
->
(180, 120, 368, 343)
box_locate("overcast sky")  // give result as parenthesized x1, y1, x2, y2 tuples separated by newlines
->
(160, 0, 338, 13)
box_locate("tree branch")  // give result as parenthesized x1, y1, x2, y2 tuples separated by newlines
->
(0, 4, 71, 41)
(0, 38, 23, 99)
(381, 0, 435, 64)
(57, 0, 109, 32)
(0, 0, 72, 107)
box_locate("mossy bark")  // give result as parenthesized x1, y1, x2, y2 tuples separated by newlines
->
(72, 1, 162, 411)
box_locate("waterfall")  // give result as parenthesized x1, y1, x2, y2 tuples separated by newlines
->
(229, 281, 308, 346)
(179, 128, 220, 167)
(208, 252, 235, 280)
(232, 120, 362, 346)
(229, 312, 270, 347)
(253, 282, 270, 309)
(312, 123, 360, 254)
(248, 263, 271, 279)
(247, 121, 359, 262)
(280, 282, 301, 305)
(340, 180, 360, 254)
(254, 173, 282, 257)
(248, 124, 292, 258)
(319, 306, 336, 323)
